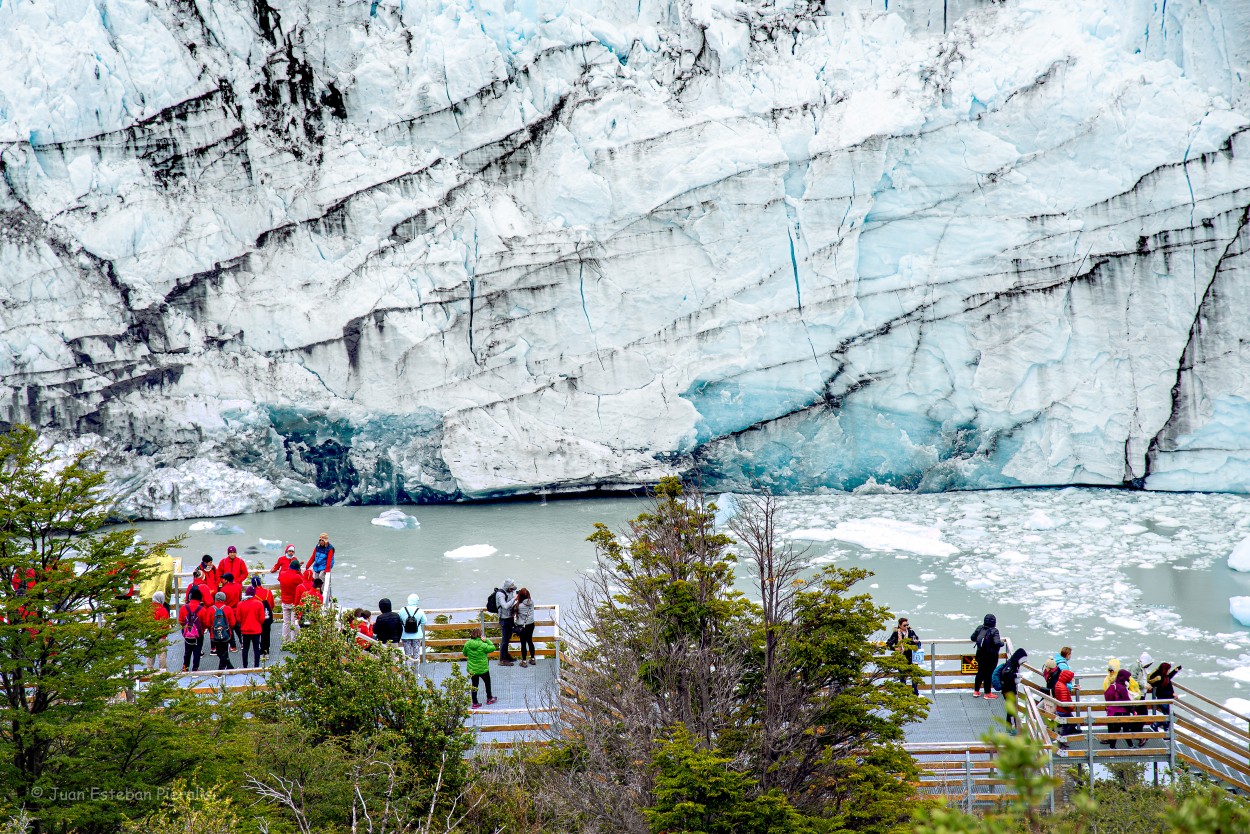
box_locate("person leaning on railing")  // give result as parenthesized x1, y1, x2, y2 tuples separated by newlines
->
(1147, 661, 1182, 731)
(885, 617, 920, 696)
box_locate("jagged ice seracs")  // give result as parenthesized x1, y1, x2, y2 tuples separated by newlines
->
(1, 0, 1249, 517)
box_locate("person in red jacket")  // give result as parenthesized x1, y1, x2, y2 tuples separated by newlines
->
(189, 570, 215, 617)
(1054, 669, 1077, 748)
(294, 577, 324, 623)
(219, 545, 249, 587)
(220, 573, 244, 608)
(147, 591, 171, 672)
(207, 591, 238, 670)
(278, 560, 306, 640)
(353, 608, 374, 649)
(249, 576, 276, 660)
(270, 543, 297, 574)
(198, 555, 219, 591)
(236, 586, 267, 667)
(179, 588, 213, 672)
(11, 568, 36, 596)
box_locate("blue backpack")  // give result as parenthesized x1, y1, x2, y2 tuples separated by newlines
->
(991, 662, 1006, 692)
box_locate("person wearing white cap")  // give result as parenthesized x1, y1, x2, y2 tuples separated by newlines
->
(271, 543, 297, 574)
(399, 593, 427, 664)
(1131, 652, 1154, 701)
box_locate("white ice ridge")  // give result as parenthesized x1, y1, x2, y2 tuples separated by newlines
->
(3, 1, 1250, 517)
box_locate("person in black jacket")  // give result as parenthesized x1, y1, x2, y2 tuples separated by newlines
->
(885, 617, 921, 695)
(373, 598, 403, 644)
(1000, 647, 1027, 733)
(970, 614, 1004, 699)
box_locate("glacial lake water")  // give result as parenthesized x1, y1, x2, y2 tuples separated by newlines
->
(128, 488, 1250, 713)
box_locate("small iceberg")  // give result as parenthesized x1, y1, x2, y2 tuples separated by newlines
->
(1231, 596, 1250, 627)
(713, 493, 740, 529)
(259, 537, 283, 550)
(188, 520, 244, 535)
(371, 509, 421, 529)
(444, 544, 497, 559)
(1228, 536, 1250, 572)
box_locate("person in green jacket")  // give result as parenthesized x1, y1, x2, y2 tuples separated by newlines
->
(464, 628, 497, 709)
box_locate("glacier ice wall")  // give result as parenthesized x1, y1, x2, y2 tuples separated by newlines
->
(2, 0, 1250, 517)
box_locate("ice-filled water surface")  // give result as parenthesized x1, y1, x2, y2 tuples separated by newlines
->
(128, 488, 1250, 706)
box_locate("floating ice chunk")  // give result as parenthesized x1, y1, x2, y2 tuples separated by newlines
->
(1024, 510, 1061, 530)
(1121, 524, 1148, 535)
(920, 572, 937, 581)
(1224, 667, 1250, 683)
(1036, 588, 1064, 598)
(907, 584, 928, 593)
(967, 577, 995, 590)
(1082, 517, 1111, 531)
(1232, 597, 1250, 627)
(371, 509, 421, 529)
(444, 544, 498, 559)
(1103, 614, 1146, 631)
(1228, 537, 1250, 571)
(259, 537, 282, 550)
(187, 520, 244, 535)
(1154, 516, 1182, 528)
(822, 518, 958, 557)
(789, 528, 841, 542)
(1224, 698, 1250, 718)
(713, 493, 740, 528)
(998, 550, 1029, 564)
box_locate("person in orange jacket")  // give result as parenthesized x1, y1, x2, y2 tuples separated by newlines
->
(249, 576, 276, 659)
(236, 586, 267, 667)
(207, 591, 238, 670)
(219, 545, 249, 587)
(278, 560, 305, 640)
(270, 543, 297, 574)
(179, 588, 212, 672)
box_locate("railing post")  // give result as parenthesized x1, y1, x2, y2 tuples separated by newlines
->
(964, 749, 972, 812)
(1167, 702, 1176, 778)
(930, 641, 937, 699)
(553, 605, 562, 684)
(1086, 707, 1095, 772)
(1048, 746, 1055, 814)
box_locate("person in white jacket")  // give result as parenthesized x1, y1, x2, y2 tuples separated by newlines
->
(399, 593, 427, 663)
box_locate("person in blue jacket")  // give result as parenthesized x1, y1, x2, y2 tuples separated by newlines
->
(310, 532, 335, 580)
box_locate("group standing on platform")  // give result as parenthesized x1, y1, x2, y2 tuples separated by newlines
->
(888, 611, 1186, 747)
(156, 541, 541, 713)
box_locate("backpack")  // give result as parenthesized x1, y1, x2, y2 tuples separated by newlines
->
(486, 588, 501, 614)
(182, 603, 202, 641)
(211, 606, 230, 642)
(991, 662, 1006, 692)
(403, 607, 424, 634)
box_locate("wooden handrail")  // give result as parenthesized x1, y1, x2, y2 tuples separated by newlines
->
(1175, 682, 1250, 724)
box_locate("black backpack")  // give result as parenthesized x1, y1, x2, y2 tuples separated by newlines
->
(486, 588, 501, 614)
(403, 607, 423, 634)
(211, 606, 231, 642)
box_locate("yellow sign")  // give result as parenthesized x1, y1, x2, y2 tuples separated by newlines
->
(961, 655, 979, 675)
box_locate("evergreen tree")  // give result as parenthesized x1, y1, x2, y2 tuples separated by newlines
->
(0, 426, 183, 831)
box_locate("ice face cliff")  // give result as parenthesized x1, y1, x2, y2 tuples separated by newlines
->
(2, 0, 1249, 518)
